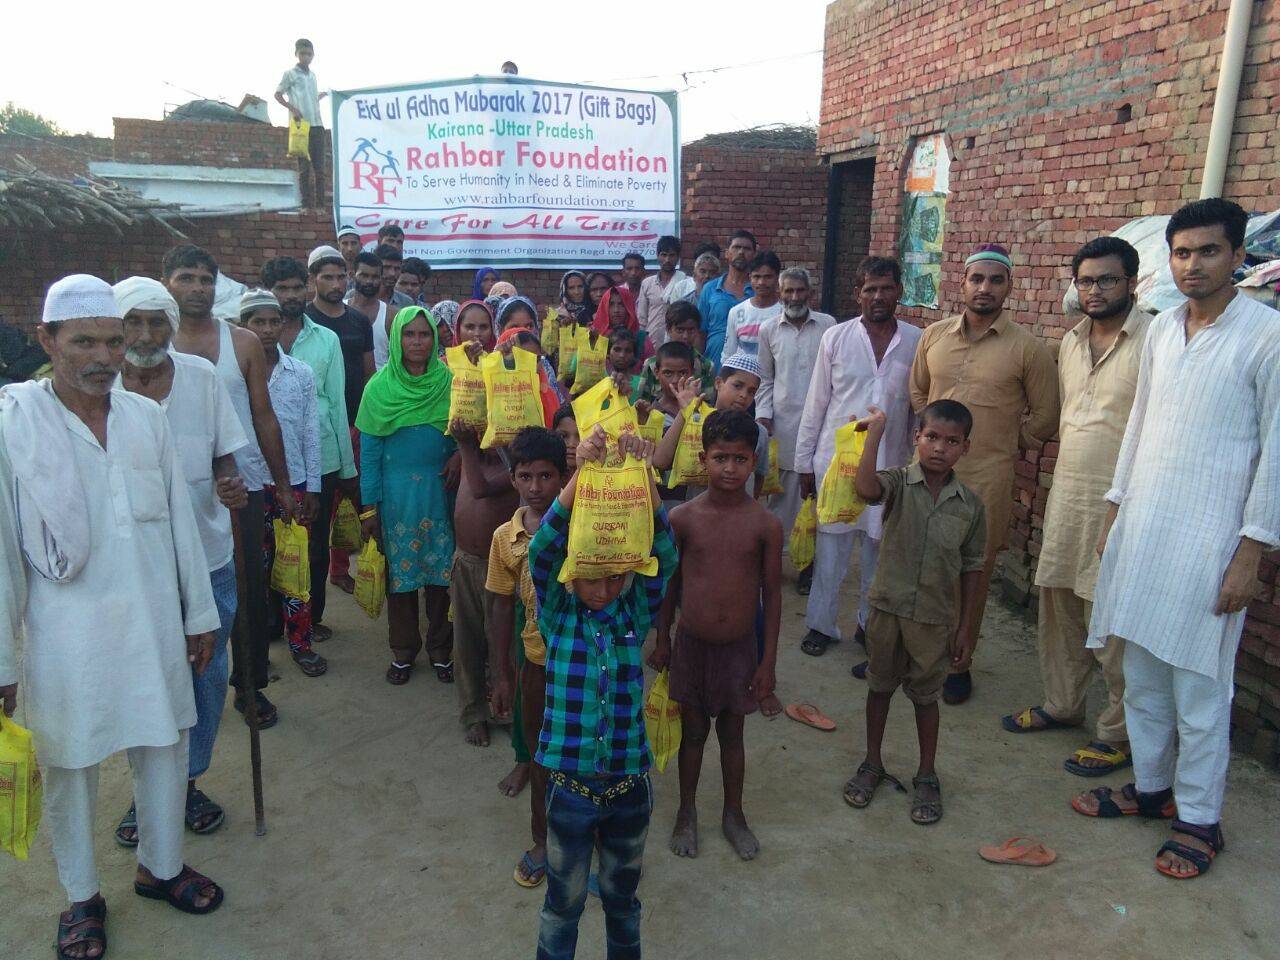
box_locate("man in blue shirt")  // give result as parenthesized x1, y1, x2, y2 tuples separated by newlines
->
(698, 229, 757, 365)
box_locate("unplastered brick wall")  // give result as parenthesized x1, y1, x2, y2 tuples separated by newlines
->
(2, 120, 828, 325)
(819, 0, 1280, 753)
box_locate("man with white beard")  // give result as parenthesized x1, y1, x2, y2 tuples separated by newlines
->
(112, 276, 249, 848)
(0, 275, 226, 960)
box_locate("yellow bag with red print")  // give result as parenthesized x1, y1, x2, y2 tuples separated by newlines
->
(0, 717, 42, 860)
(789, 496, 817, 571)
(541, 307, 561, 358)
(644, 670, 681, 774)
(570, 326, 609, 397)
(561, 395, 657, 583)
(480, 348, 544, 448)
(816, 421, 868, 525)
(668, 397, 711, 487)
(557, 321, 579, 374)
(330, 496, 362, 551)
(270, 520, 311, 601)
(760, 438, 784, 495)
(354, 537, 387, 619)
(287, 117, 311, 159)
(445, 344, 488, 435)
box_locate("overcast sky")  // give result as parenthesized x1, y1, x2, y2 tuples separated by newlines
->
(4, 0, 830, 142)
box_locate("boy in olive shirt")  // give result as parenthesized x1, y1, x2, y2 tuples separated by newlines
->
(844, 400, 986, 825)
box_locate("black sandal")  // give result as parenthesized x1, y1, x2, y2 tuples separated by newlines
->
(432, 659, 455, 683)
(185, 785, 225, 835)
(134, 865, 224, 915)
(56, 894, 107, 960)
(910, 774, 943, 825)
(1156, 821, 1224, 880)
(233, 691, 278, 729)
(1071, 783, 1174, 819)
(842, 761, 905, 808)
(386, 661, 413, 685)
(113, 803, 138, 849)
(291, 649, 329, 677)
(800, 630, 837, 657)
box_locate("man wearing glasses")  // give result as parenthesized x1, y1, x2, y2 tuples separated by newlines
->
(1001, 237, 1148, 778)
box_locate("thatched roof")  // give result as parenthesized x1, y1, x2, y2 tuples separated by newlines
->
(685, 124, 817, 151)
(0, 155, 187, 238)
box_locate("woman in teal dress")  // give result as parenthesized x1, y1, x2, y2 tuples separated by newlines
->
(357, 306, 457, 686)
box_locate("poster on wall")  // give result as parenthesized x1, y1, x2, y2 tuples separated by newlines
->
(331, 77, 680, 270)
(899, 133, 950, 308)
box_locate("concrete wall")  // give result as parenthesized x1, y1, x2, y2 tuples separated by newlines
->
(818, 0, 1280, 753)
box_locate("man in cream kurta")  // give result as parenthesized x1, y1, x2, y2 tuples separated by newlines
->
(909, 244, 1059, 703)
(795, 258, 920, 659)
(1084, 200, 1279, 878)
(0, 275, 225, 952)
(1002, 238, 1148, 776)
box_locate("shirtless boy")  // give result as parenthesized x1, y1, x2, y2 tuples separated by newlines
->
(652, 409, 783, 861)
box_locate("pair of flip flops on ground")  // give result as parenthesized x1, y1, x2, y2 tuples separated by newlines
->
(1001, 706, 1132, 776)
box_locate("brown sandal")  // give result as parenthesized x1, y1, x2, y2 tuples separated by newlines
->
(134, 865, 223, 915)
(56, 894, 107, 959)
(385, 661, 413, 685)
(911, 774, 943, 825)
(842, 761, 905, 808)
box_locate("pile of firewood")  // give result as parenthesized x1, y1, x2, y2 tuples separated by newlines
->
(0, 155, 188, 238)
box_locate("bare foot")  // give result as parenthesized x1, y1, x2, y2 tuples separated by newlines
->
(465, 722, 490, 747)
(722, 808, 759, 860)
(329, 574, 355, 594)
(758, 693, 783, 719)
(499, 762, 530, 797)
(669, 806, 698, 857)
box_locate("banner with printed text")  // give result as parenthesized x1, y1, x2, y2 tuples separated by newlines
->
(331, 76, 679, 269)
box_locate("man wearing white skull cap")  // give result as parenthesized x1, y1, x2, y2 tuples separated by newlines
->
(0, 274, 226, 960)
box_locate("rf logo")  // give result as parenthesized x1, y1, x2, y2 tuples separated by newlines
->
(348, 138, 403, 206)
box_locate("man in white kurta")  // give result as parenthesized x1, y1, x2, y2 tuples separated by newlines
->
(756, 267, 836, 562)
(1086, 200, 1280, 877)
(794, 258, 921, 660)
(0, 276, 224, 950)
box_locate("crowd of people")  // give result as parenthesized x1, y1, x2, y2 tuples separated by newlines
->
(0, 196, 1276, 960)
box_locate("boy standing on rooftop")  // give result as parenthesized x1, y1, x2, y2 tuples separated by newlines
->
(276, 38, 328, 210)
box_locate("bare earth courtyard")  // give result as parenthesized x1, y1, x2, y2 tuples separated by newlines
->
(3, 568, 1278, 960)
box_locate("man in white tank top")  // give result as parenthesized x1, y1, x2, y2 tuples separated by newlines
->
(165, 245, 296, 729)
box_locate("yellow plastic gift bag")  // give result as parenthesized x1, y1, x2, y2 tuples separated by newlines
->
(761, 438, 784, 496)
(354, 538, 387, 619)
(287, 117, 311, 159)
(570, 326, 608, 397)
(668, 397, 711, 487)
(480, 348, 543, 448)
(644, 670, 681, 773)
(330, 497, 362, 551)
(445, 345, 487, 435)
(789, 496, 817, 571)
(541, 307, 561, 358)
(570, 375, 618, 435)
(816, 421, 868, 526)
(557, 322, 579, 374)
(0, 717, 42, 860)
(560, 399, 658, 583)
(636, 407, 666, 485)
(270, 520, 311, 601)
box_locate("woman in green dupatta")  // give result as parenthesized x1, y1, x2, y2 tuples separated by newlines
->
(357, 306, 458, 685)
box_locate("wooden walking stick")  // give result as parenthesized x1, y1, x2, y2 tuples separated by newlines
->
(229, 507, 267, 837)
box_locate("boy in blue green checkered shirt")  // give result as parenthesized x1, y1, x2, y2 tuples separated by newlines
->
(529, 423, 677, 960)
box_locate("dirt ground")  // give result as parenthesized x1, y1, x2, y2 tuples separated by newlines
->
(3, 563, 1279, 960)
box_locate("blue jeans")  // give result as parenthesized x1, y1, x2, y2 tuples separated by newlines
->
(189, 562, 237, 780)
(537, 773, 652, 960)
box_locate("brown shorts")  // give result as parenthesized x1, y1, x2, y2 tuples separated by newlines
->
(865, 608, 951, 705)
(668, 626, 758, 717)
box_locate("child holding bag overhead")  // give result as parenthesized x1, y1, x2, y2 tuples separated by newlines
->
(528, 423, 677, 960)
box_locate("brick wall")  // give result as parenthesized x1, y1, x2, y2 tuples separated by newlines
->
(1, 120, 828, 326)
(819, 0, 1280, 754)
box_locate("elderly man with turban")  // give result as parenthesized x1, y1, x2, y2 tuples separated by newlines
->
(0, 275, 226, 960)
(909, 244, 1060, 704)
(111, 276, 250, 849)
